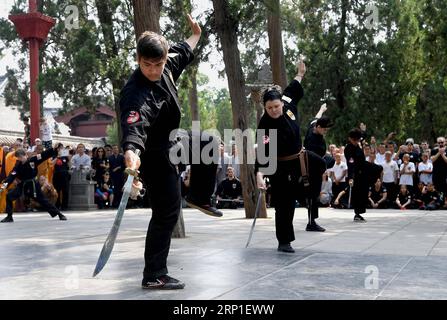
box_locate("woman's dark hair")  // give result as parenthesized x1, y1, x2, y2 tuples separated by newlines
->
(137, 31, 169, 60)
(96, 147, 106, 159)
(262, 86, 283, 106)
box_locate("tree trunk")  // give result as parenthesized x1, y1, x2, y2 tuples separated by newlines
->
(132, 0, 161, 40)
(95, 0, 127, 144)
(212, 0, 257, 218)
(335, 0, 348, 110)
(189, 65, 200, 121)
(266, 0, 287, 88)
(130, 0, 185, 238)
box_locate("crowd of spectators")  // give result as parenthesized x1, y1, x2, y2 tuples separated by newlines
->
(0, 138, 126, 212)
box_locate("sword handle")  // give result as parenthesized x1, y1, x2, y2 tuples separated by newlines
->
(124, 149, 141, 177)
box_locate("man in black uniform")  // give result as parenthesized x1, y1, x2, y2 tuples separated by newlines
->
(303, 104, 333, 232)
(0, 148, 67, 223)
(120, 14, 221, 290)
(344, 128, 369, 222)
(215, 166, 243, 209)
(256, 59, 326, 253)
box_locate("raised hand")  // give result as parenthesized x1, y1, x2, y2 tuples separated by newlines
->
(187, 14, 201, 36)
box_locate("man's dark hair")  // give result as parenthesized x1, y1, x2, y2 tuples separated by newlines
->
(15, 148, 26, 158)
(137, 31, 169, 60)
(16, 138, 23, 143)
(104, 144, 112, 149)
(348, 128, 362, 140)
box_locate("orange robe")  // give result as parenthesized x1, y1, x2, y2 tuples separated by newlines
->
(1, 151, 17, 213)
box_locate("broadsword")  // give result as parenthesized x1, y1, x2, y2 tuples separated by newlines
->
(93, 152, 141, 277)
(245, 189, 265, 248)
(348, 184, 352, 209)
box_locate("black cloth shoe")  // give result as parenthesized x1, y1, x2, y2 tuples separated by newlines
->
(354, 214, 366, 222)
(1, 215, 13, 223)
(58, 214, 67, 221)
(306, 223, 326, 232)
(142, 275, 185, 290)
(185, 198, 223, 217)
(277, 243, 295, 253)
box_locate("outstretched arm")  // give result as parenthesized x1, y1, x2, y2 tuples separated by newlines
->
(185, 14, 202, 51)
(315, 103, 327, 119)
(294, 60, 306, 83)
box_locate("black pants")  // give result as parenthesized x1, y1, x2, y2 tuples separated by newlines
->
(53, 172, 69, 210)
(433, 172, 447, 195)
(270, 151, 326, 244)
(140, 131, 218, 280)
(352, 176, 369, 215)
(6, 182, 60, 218)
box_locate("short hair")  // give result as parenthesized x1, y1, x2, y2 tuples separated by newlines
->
(262, 86, 283, 106)
(348, 128, 362, 140)
(104, 144, 112, 149)
(16, 138, 23, 143)
(15, 148, 26, 158)
(137, 31, 169, 60)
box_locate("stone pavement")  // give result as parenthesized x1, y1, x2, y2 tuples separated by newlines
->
(1, 207, 447, 300)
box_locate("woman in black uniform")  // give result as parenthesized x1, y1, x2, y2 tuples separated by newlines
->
(256, 59, 326, 253)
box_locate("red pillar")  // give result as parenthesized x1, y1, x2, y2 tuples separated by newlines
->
(9, 0, 55, 145)
(29, 38, 40, 143)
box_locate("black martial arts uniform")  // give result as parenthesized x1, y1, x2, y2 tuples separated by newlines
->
(344, 142, 369, 216)
(256, 80, 326, 246)
(2, 148, 64, 222)
(119, 41, 218, 282)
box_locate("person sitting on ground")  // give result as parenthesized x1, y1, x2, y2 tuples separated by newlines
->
(215, 166, 243, 209)
(319, 171, 332, 207)
(333, 186, 350, 209)
(395, 184, 412, 210)
(419, 183, 442, 211)
(94, 172, 114, 209)
(368, 178, 388, 209)
(412, 182, 425, 209)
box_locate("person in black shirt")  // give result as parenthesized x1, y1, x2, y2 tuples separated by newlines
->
(92, 147, 109, 182)
(368, 178, 388, 209)
(395, 184, 412, 210)
(215, 167, 243, 209)
(419, 183, 442, 210)
(108, 145, 125, 208)
(52, 143, 71, 210)
(256, 58, 327, 254)
(120, 14, 221, 290)
(344, 128, 369, 222)
(431, 137, 447, 198)
(333, 186, 350, 209)
(0, 148, 67, 223)
(304, 104, 333, 159)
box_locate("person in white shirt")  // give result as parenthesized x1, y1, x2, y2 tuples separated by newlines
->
(29, 138, 42, 153)
(71, 143, 91, 170)
(329, 152, 347, 202)
(418, 152, 433, 185)
(381, 151, 399, 205)
(399, 153, 416, 193)
(39, 117, 53, 149)
(375, 143, 386, 165)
